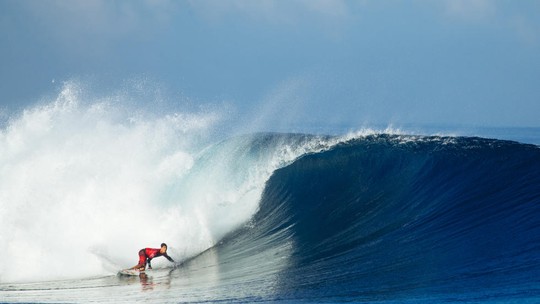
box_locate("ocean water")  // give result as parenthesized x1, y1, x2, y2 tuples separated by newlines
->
(1, 86, 540, 303)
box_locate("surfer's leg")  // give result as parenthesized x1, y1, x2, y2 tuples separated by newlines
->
(137, 249, 147, 270)
(130, 249, 147, 270)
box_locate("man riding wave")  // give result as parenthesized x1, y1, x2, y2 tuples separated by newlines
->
(130, 243, 175, 271)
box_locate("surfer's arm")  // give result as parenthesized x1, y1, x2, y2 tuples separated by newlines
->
(164, 254, 175, 263)
(147, 258, 152, 269)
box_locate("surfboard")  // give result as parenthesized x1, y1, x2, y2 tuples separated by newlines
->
(117, 269, 143, 276)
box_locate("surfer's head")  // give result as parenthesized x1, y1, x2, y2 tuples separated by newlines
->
(160, 243, 168, 253)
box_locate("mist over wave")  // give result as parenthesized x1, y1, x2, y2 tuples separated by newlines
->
(0, 83, 218, 282)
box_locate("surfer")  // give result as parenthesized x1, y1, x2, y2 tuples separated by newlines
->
(130, 243, 175, 271)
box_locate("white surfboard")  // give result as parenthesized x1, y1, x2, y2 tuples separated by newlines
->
(117, 269, 143, 276)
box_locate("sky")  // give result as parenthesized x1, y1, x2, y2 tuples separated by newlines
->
(1, 0, 540, 129)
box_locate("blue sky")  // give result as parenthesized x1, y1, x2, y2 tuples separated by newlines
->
(1, 0, 540, 128)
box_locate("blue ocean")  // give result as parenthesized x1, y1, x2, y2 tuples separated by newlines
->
(1, 88, 539, 303)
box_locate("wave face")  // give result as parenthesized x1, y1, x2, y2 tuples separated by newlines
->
(207, 134, 540, 302)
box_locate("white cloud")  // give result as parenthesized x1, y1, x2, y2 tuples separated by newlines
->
(435, 0, 539, 46)
(442, 0, 496, 21)
(187, 0, 349, 24)
(511, 15, 539, 45)
(17, 0, 177, 55)
(16, 0, 350, 49)
(300, 0, 349, 18)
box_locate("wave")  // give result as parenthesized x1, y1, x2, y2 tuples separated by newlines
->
(1, 118, 539, 301)
(2, 83, 539, 302)
(202, 134, 540, 301)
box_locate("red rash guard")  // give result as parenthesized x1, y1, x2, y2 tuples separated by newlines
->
(138, 248, 174, 269)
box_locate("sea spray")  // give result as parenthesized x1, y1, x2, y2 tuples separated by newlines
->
(0, 83, 222, 282)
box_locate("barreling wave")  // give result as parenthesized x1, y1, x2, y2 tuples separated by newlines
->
(2, 82, 539, 302)
(204, 134, 540, 302)
(2, 128, 540, 302)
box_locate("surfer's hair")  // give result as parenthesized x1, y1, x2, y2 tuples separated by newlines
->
(161, 243, 167, 248)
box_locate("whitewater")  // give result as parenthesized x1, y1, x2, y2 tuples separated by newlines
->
(1, 83, 540, 303)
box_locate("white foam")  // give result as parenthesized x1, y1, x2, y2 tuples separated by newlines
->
(0, 83, 222, 282)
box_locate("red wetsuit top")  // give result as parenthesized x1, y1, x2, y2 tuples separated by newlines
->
(138, 248, 174, 268)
